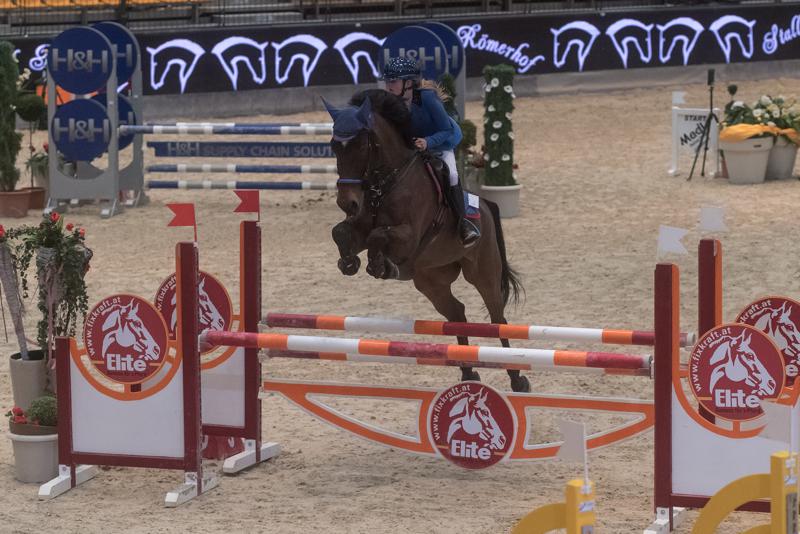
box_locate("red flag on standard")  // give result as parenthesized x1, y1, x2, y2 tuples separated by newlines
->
(166, 203, 198, 241)
(233, 190, 260, 217)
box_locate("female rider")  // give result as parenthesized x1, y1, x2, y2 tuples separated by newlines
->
(382, 57, 480, 247)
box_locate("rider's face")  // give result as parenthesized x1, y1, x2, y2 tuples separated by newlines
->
(384, 79, 404, 96)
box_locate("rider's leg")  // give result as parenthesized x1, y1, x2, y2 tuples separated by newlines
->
(440, 150, 480, 247)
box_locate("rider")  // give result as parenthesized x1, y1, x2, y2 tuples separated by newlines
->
(381, 57, 480, 247)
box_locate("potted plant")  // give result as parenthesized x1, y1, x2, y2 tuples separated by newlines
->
(718, 85, 774, 185)
(479, 64, 521, 217)
(9, 212, 92, 391)
(16, 88, 48, 209)
(752, 94, 800, 180)
(0, 224, 50, 411)
(7, 395, 59, 483)
(0, 41, 28, 217)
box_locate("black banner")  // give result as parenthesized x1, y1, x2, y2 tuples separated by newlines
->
(8, 5, 800, 95)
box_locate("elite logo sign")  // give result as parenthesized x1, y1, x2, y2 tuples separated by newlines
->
(154, 271, 232, 353)
(428, 382, 514, 469)
(737, 296, 800, 385)
(689, 324, 784, 421)
(84, 295, 169, 384)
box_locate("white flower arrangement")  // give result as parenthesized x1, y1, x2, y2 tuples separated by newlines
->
(490, 78, 499, 87)
(490, 133, 499, 141)
(487, 105, 495, 112)
(501, 154, 510, 161)
(490, 160, 500, 168)
(492, 120, 502, 129)
(760, 95, 772, 106)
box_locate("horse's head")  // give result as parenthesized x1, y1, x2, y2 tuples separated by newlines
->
(101, 300, 161, 361)
(198, 278, 225, 331)
(731, 332, 776, 395)
(446, 389, 507, 450)
(323, 96, 374, 217)
(471, 389, 506, 450)
(774, 302, 800, 346)
(323, 90, 413, 219)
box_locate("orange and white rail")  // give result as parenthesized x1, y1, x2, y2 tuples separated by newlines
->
(200, 331, 652, 373)
(263, 312, 695, 347)
(265, 349, 650, 376)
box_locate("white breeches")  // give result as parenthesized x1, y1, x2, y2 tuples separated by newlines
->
(437, 150, 459, 186)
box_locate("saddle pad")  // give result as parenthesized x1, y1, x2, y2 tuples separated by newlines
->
(465, 191, 481, 220)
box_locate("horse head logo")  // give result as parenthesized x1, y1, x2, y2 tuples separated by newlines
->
(168, 276, 225, 334)
(753, 302, 800, 362)
(101, 299, 160, 361)
(197, 278, 225, 331)
(709, 332, 776, 396)
(446, 388, 506, 450)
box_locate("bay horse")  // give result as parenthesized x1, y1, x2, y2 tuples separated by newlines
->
(324, 89, 529, 392)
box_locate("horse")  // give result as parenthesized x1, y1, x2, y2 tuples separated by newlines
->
(447, 388, 507, 450)
(751, 302, 800, 362)
(101, 299, 161, 361)
(323, 89, 529, 392)
(708, 332, 776, 396)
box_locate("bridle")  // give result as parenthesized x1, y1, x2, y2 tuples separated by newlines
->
(336, 131, 420, 218)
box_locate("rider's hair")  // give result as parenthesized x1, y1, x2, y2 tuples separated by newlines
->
(417, 79, 451, 103)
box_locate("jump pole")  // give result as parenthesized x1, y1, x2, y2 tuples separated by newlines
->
(264, 313, 696, 348)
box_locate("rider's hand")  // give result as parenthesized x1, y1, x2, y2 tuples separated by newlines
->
(414, 138, 427, 151)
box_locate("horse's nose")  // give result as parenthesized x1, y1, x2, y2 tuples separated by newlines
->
(346, 200, 359, 216)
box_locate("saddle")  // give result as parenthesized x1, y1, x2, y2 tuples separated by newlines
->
(421, 152, 447, 205)
(421, 152, 481, 222)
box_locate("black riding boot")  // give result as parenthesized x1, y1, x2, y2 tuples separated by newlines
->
(448, 183, 481, 247)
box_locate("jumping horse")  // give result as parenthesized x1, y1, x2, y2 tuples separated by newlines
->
(324, 90, 529, 392)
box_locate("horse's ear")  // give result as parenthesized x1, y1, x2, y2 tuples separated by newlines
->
(101, 308, 119, 330)
(356, 97, 374, 129)
(321, 96, 343, 121)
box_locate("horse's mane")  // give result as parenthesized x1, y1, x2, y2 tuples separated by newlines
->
(349, 89, 414, 148)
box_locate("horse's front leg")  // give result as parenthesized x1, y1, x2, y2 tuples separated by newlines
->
(365, 224, 415, 280)
(332, 219, 367, 276)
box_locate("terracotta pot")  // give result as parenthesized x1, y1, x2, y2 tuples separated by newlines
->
(765, 136, 798, 180)
(8, 421, 58, 483)
(719, 137, 773, 185)
(9, 351, 48, 412)
(20, 186, 46, 210)
(479, 184, 523, 218)
(0, 189, 31, 218)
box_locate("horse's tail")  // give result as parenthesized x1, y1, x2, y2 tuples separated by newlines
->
(486, 199, 524, 307)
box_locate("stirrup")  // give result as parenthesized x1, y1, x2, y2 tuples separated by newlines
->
(460, 219, 480, 247)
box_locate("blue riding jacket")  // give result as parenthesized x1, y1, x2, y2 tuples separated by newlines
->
(409, 89, 462, 152)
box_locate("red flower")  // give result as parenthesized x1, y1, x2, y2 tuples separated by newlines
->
(43, 142, 49, 152)
(0, 225, 4, 239)
(79, 228, 85, 237)
(11, 406, 23, 416)
(66, 223, 74, 231)
(13, 415, 27, 424)
(50, 212, 60, 223)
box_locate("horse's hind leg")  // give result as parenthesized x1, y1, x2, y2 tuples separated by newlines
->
(413, 265, 480, 383)
(461, 261, 530, 393)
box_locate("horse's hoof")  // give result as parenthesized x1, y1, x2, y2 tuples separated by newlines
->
(366, 260, 385, 279)
(461, 370, 481, 382)
(383, 262, 400, 280)
(510, 375, 531, 393)
(338, 256, 360, 276)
